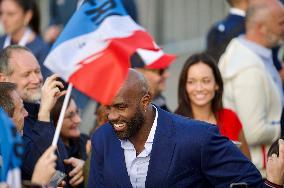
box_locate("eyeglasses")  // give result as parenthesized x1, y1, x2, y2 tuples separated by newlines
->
(147, 68, 167, 76)
(64, 109, 81, 120)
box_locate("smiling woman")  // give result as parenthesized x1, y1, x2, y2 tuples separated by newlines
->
(51, 95, 89, 158)
(175, 52, 251, 159)
(0, 0, 51, 78)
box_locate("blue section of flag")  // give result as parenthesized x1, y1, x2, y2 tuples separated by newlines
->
(52, 0, 128, 50)
(0, 108, 23, 182)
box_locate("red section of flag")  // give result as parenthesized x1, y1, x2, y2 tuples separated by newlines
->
(69, 30, 175, 104)
(106, 30, 175, 69)
(69, 48, 129, 105)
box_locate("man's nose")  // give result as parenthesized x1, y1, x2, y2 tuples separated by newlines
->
(107, 109, 119, 121)
(30, 72, 42, 84)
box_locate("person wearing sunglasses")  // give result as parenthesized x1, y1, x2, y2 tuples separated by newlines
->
(136, 67, 171, 111)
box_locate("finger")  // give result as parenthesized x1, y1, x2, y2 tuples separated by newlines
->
(49, 80, 65, 90)
(44, 74, 59, 86)
(71, 175, 84, 186)
(55, 90, 67, 98)
(49, 161, 56, 169)
(278, 139, 284, 158)
(70, 170, 83, 185)
(69, 164, 81, 177)
(47, 154, 57, 164)
(50, 87, 61, 97)
(42, 145, 57, 158)
(64, 157, 75, 166)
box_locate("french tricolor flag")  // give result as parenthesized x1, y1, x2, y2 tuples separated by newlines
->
(44, 0, 175, 104)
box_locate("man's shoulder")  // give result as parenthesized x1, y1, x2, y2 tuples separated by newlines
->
(91, 123, 114, 141)
(161, 110, 217, 135)
(208, 14, 245, 37)
(219, 38, 265, 77)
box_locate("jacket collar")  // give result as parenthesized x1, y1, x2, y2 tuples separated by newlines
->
(23, 102, 40, 119)
(109, 106, 176, 187)
(146, 107, 176, 186)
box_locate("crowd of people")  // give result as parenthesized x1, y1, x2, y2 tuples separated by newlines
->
(0, 0, 284, 187)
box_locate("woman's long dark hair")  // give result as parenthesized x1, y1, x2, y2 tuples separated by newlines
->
(175, 52, 223, 118)
(51, 95, 72, 127)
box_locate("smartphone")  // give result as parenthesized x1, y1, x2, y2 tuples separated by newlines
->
(49, 170, 66, 187)
(230, 182, 248, 188)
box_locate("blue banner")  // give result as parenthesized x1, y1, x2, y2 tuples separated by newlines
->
(0, 107, 23, 182)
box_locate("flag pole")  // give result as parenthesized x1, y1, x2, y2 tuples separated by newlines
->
(52, 83, 73, 146)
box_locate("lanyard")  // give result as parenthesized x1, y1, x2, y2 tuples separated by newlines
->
(3, 28, 32, 48)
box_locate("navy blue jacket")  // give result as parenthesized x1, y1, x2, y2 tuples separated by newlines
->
(22, 102, 71, 186)
(88, 107, 267, 188)
(206, 13, 245, 62)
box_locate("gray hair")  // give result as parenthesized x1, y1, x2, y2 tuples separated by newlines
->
(0, 45, 32, 75)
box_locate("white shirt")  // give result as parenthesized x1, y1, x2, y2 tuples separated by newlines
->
(229, 8, 246, 17)
(120, 106, 158, 188)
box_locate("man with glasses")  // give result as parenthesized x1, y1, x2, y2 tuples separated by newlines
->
(0, 45, 83, 187)
(136, 67, 171, 111)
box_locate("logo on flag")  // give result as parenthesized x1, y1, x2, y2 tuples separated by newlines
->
(44, 0, 175, 104)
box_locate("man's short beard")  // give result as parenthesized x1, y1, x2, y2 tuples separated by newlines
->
(113, 106, 145, 140)
(22, 89, 41, 103)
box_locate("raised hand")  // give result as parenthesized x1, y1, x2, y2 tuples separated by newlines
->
(38, 74, 66, 122)
(266, 139, 284, 185)
(64, 157, 84, 186)
(31, 146, 57, 185)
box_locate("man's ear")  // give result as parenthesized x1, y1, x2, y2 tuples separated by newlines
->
(0, 73, 8, 82)
(141, 92, 152, 109)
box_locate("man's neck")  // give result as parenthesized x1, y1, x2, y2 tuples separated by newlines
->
(245, 33, 270, 48)
(130, 106, 155, 155)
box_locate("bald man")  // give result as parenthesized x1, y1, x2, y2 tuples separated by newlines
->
(219, 0, 284, 176)
(88, 69, 281, 188)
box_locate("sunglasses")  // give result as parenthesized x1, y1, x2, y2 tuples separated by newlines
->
(147, 68, 167, 76)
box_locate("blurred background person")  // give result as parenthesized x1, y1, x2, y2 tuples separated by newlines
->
(51, 95, 88, 187)
(136, 67, 171, 111)
(218, 0, 284, 176)
(45, 0, 139, 45)
(206, 0, 249, 63)
(0, 0, 51, 78)
(175, 53, 251, 159)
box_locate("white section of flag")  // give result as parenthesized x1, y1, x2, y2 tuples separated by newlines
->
(45, 15, 144, 80)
